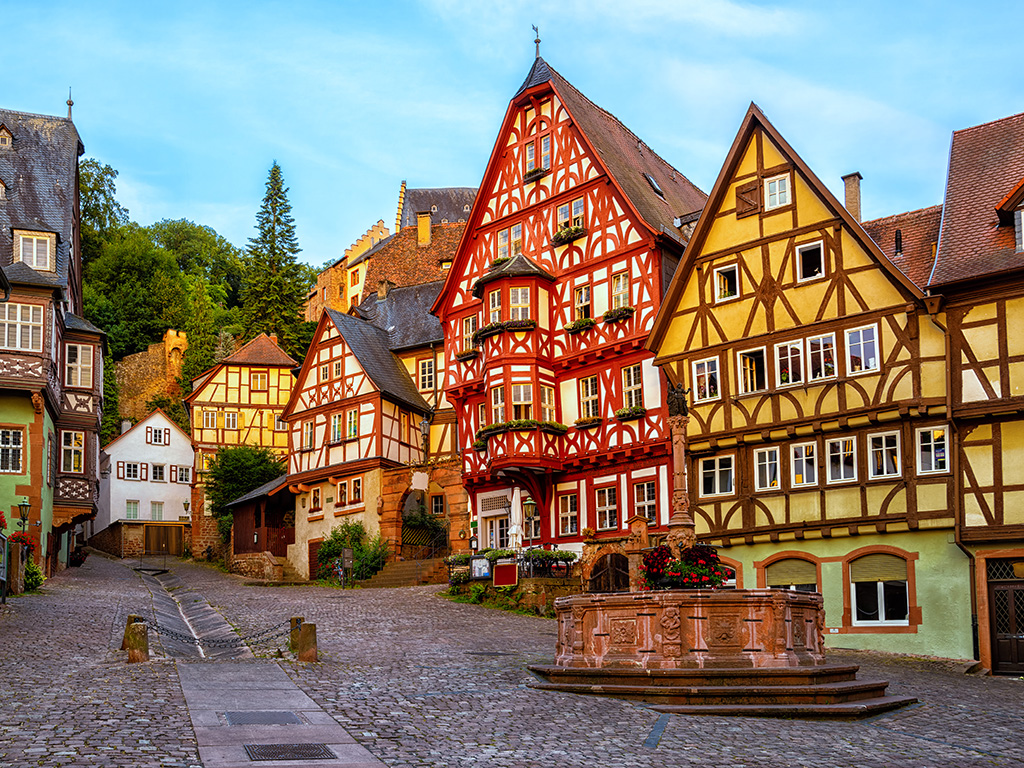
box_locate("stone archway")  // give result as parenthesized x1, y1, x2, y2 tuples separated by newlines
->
(581, 542, 631, 593)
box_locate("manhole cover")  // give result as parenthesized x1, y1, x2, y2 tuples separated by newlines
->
(244, 744, 336, 761)
(466, 651, 513, 657)
(226, 711, 302, 725)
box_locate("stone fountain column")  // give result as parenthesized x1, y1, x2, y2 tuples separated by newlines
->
(624, 514, 649, 591)
(666, 392, 696, 557)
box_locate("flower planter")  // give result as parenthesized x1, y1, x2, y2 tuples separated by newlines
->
(564, 318, 596, 335)
(490, 256, 511, 267)
(455, 349, 480, 362)
(539, 421, 569, 435)
(551, 225, 586, 246)
(603, 306, 636, 324)
(473, 323, 505, 343)
(523, 166, 550, 183)
(504, 319, 537, 333)
(615, 407, 647, 422)
(574, 417, 603, 429)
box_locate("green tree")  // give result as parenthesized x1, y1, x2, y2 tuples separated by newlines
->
(205, 446, 285, 542)
(146, 219, 245, 307)
(79, 158, 129, 265)
(240, 162, 307, 357)
(144, 394, 190, 435)
(178, 276, 219, 391)
(315, 520, 389, 581)
(99, 353, 122, 445)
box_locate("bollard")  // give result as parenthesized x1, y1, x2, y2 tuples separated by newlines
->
(296, 622, 317, 662)
(121, 614, 143, 650)
(290, 616, 303, 651)
(126, 621, 149, 663)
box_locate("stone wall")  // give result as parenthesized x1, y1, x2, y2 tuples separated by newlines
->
(229, 551, 283, 581)
(190, 485, 225, 560)
(116, 329, 188, 422)
(380, 458, 470, 560)
(88, 521, 145, 558)
(449, 576, 580, 616)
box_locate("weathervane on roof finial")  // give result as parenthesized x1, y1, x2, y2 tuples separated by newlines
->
(66, 88, 73, 120)
(533, 25, 540, 59)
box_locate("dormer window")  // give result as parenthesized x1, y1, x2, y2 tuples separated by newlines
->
(643, 173, 665, 199)
(0, 179, 6, 200)
(0, 126, 11, 148)
(15, 231, 53, 272)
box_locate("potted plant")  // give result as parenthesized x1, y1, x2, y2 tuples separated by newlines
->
(602, 306, 635, 323)
(472, 439, 487, 452)
(563, 317, 596, 335)
(503, 318, 537, 333)
(539, 421, 569, 435)
(574, 416, 603, 429)
(551, 224, 586, 246)
(473, 322, 505, 343)
(581, 527, 597, 541)
(523, 166, 549, 183)
(455, 347, 480, 362)
(614, 405, 647, 421)
(491, 255, 511, 267)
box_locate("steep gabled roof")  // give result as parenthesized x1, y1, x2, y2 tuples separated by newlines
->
(931, 111, 1024, 288)
(221, 333, 297, 367)
(64, 312, 104, 335)
(397, 187, 477, 230)
(648, 103, 924, 352)
(356, 280, 444, 351)
(471, 252, 555, 298)
(862, 206, 942, 290)
(225, 474, 289, 508)
(325, 309, 430, 414)
(101, 408, 193, 452)
(357, 223, 464, 304)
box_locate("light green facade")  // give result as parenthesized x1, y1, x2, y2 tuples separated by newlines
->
(0, 394, 54, 559)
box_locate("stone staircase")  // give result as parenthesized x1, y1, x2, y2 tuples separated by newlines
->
(358, 557, 448, 588)
(273, 556, 305, 583)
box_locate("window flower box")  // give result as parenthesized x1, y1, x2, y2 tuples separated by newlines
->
(472, 322, 505, 343)
(551, 225, 586, 246)
(503, 318, 537, 333)
(563, 317, 596, 335)
(615, 406, 647, 421)
(455, 348, 479, 362)
(603, 306, 636, 323)
(490, 256, 511, 267)
(574, 416, 603, 429)
(506, 418, 539, 431)
(539, 421, 569, 435)
(476, 422, 509, 439)
(472, 439, 487, 452)
(523, 166, 550, 183)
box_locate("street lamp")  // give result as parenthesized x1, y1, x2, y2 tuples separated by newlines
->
(17, 497, 30, 531)
(419, 412, 432, 459)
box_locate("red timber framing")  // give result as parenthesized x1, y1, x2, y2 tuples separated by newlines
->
(432, 57, 706, 550)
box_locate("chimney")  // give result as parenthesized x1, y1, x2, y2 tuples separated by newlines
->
(269, 334, 278, 345)
(121, 420, 131, 435)
(377, 279, 395, 300)
(842, 172, 863, 222)
(417, 211, 432, 247)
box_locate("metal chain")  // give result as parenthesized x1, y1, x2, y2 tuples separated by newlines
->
(137, 617, 297, 649)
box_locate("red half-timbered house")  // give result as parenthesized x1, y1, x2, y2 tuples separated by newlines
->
(432, 57, 706, 555)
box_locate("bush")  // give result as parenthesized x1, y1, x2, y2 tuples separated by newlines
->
(468, 583, 488, 604)
(24, 560, 44, 591)
(315, 520, 389, 581)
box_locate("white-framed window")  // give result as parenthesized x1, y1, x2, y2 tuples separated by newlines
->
(152, 464, 165, 482)
(916, 425, 949, 475)
(611, 272, 630, 309)
(826, 437, 857, 483)
(511, 223, 523, 255)
(635, 481, 657, 522)
(807, 334, 836, 381)
(573, 285, 591, 320)
(558, 494, 578, 536)
(596, 486, 618, 530)
(623, 364, 643, 409)
(151, 501, 163, 521)
(0, 428, 24, 473)
(764, 173, 790, 210)
(0, 303, 44, 352)
(525, 139, 536, 172)
(540, 385, 556, 423)
(509, 287, 530, 321)
(796, 241, 824, 282)
(511, 384, 533, 420)
(125, 500, 139, 520)
(868, 431, 900, 479)
(571, 196, 584, 227)
(352, 477, 363, 502)
(846, 325, 879, 375)
(19, 234, 50, 271)
(149, 427, 167, 445)
(334, 360, 343, 378)
(477, 402, 487, 428)
(302, 421, 314, 450)
(125, 462, 140, 481)
(251, 372, 268, 390)
(791, 443, 817, 487)
(580, 375, 600, 419)
(754, 447, 780, 491)
(776, 341, 803, 387)
(320, 364, 330, 382)
(203, 411, 217, 429)
(224, 412, 238, 430)
(346, 409, 359, 439)
(738, 348, 767, 394)
(176, 466, 191, 483)
(714, 264, 739, 302)
(338, 481, 348, 506)
(850, 554, 909, 626)
(524, 496, 541, 540)
(489, 290, 502, 323)
(462, 315, 478, 349)
(700, 455, 734, 497)
(431, 494, 445, 517)
(62, 431, 84, 473)
(419, 359, 435, 392)
(65, 344, 93, 388)
(487, 515, 510, 549)
(692, 358, 720, 402)
(330, 413, 343, 443)
(496, 228, 509, 261)
(491, 386, 506, 423)
(274, 414, 286, 431)
(557, 196, 585, 228)
(311, 487, 322, 511)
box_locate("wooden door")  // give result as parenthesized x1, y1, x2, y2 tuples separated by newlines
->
(991, 582, 1024, 674)
(588, 553, 630, 593)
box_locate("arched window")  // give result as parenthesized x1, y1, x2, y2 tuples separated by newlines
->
(766, 558, 818, 592)
(850, 553, 908, 626)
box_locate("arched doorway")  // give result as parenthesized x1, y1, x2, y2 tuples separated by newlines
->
(588, 553, 630, 593)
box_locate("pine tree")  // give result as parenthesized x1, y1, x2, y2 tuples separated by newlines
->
(240, 162, 306, 355)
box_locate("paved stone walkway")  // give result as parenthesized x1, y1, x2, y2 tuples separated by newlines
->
(3, 554, 1024, 767)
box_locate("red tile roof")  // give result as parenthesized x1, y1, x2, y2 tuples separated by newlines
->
(932, 111, 1024, 287)
(862, 206, 941, 290)
(358, 223, 464, 304)
(222, 333, 297, 367)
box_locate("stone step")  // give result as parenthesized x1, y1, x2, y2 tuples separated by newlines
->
(646, 696, 919, 719)
(527, 663, 862, 688)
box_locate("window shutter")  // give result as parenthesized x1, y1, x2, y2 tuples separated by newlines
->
(146, 427, 152, 444)
(850, 554, 907, 583)
(736, 180, 759, 218)
(117, 461, 124, 480)
(766, 558, 817, 586)
(170, 464, 177, 483)
(164, 428, 170, 444)
(238, 413, 246, 429)
(141, 462, 149, 481)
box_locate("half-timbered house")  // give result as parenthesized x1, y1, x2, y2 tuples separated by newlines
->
(432, 57, 706, 558)
(648, 104, 974, 660)
(0, 105, 104, 574)
(184, 333, 296, 555)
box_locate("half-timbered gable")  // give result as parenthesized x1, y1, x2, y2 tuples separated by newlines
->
(433, 56, 706, 553)
(649, 104, 972, 660)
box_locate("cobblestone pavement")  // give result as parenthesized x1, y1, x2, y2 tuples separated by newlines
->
(3, 555, 1024, 767)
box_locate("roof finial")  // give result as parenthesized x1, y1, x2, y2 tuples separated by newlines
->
(532, 25, 540, 59)
(66, 88, 73, 120)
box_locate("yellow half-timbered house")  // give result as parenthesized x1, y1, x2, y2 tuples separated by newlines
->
(648, 105, 974, 660)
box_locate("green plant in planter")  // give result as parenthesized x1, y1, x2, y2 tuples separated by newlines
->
(574, 416, 603, 429)
(563, 317, 596, 334)
(503, 319, 537, 332)
(551, 224, 586, 246)
(472, 439, 487, 451)
(539, 421, 569, 434)
(506, 418, 539, 431)
(490, 255, 511, 267)
(603, 306, 636, 323)
(449, 569, 471, 586)
(614, 405, 647, 420)
(523, 166, 549, 183)
(24, 560, 45, 591)
(472, 322, 505, 343)
(483, 548, 516, 563)
(445, 552, 472, 566)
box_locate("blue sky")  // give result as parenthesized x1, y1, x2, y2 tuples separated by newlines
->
(1, 1, 1018, 267)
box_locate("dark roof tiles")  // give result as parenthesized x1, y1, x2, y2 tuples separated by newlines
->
(222, 333, 297, 367)
(356, 280, 444, 351)
(398, 187, 477, 229)
(359, 223, 464, 304)
(862, 206, 942, 290)
(472, 252, 555, 297)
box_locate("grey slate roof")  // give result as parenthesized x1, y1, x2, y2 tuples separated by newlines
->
(356, 280, 444, 351)
(64, 312, 104, 335)
(471, 252, 555, 298)
(325, 308, 431, 414)
(225, 474, 289, 509)
(398, 187, 477, 230)
(0, 108, 83, 294)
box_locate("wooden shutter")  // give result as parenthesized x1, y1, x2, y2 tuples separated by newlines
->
(116, 461, 125, 480)
(145, 427, 152, 443)
(766, 558, 816, 587)
(141, 462, 149, 481)
(850, 554, 907, 583)
(164, 428, 171, 444)
(736, 180, 759, 218)
(238, 412, 246, 430)
(170, 464, 177, 483)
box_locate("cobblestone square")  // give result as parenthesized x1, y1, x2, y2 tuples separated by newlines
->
(2, 555, 1023, 767)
